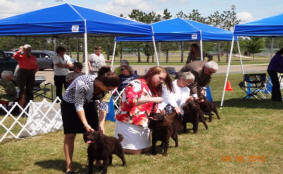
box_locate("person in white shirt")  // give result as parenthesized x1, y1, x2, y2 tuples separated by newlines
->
(53, 46, 73, 100)
(159, 71, 195, 115)
(88, 46, 110, 75)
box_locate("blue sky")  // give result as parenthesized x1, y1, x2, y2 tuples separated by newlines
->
(0, 0, 282, 23)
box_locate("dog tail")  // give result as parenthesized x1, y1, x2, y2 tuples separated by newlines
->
(117, 134, 123, 142)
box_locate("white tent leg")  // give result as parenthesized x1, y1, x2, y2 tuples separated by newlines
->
(237, 38, 245, 74)
(220, 36, 235, 108)
(83, 19, 89, 75)
(200, 35, 203, 61)
(111, 40, 117, 71)
(152, 35, 159, 66)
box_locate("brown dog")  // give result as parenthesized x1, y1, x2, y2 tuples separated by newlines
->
(182, 99, 208, 133)
(148, 112, 183, 156)
(196, 95, 220, 122)
(83, 131, 126, 174)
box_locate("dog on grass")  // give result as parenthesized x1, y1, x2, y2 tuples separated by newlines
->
(182, 99, 208, 133)
(196, 95, 220, 122)
(148, 111, 183, 156)
(83, 131, 126, 174)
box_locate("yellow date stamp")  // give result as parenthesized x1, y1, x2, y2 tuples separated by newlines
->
(222, 155, 265, 162)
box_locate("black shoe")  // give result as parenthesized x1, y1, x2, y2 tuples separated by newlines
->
(66, 171, 75, 174)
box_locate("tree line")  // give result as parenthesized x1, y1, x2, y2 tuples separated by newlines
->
(0, 5, 282, 63)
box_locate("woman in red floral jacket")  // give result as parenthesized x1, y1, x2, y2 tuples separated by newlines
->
(115, 66, 173, 154)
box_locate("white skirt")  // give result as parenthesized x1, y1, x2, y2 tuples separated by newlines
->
(114, 120, 151, 150)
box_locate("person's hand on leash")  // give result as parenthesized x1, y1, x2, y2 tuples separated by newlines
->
(84, 124, 94, 133)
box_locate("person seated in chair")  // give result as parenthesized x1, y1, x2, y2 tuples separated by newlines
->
(118, 65, 138, 92)
(267, 48, 283, 102)
(0, 71, 18, 106)
(114, 59, 130, 75)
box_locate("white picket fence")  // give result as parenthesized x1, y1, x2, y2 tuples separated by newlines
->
(0, 97, 62, 143)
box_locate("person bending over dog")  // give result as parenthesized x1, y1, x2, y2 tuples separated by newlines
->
(61, 66, 120, 174)
(158, 71, 195, 115)
(179, 60, 218, 99)
(114, 66, 173, 154)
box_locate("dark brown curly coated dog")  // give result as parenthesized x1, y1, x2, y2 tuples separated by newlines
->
(83, 131, 126, 174)
(182, 99, 208, 133)
(196, 95, 220, 122)
(148, 112, 183, 156)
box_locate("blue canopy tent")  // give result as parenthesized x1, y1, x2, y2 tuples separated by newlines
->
(234, 12, 283, 36)
(115, 18, 234, 61)
(220, 12, 283, 107)
(0, 3, 155, 73)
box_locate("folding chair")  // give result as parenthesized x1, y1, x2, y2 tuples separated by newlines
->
(239, 73, 267, 99)
(33, 76, 54, 101)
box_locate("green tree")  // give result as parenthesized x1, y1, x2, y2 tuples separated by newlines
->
(245, 37, 265, 60)
(128, 9, 145, 22)
(163, 9, 172, 20)
(207, 11, 224, 27)
(176, 10, 187, 19)
(188, 9, 206, 23)
(221, 5, 240, 30)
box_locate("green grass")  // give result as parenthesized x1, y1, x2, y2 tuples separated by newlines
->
(0, 73, 282, 174)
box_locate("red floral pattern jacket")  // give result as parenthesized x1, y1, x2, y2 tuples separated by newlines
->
(115, 78, 158, 127)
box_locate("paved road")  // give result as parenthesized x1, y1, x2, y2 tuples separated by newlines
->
(36, 63, 268, 84)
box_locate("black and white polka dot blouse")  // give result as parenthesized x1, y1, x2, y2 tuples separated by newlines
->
(63, 74, 96, 111)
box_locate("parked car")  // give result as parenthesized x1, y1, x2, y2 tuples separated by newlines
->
(3, 51, 14, 57)
(32, 50, 77, 70)
(0, 50, 17, 74)
(3, 50, 77, 71)
(31, 50, 55, 70)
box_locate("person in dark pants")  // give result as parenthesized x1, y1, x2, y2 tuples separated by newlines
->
(267, 48, 283, 102)
(52, 46, 73, 100)
(13, 44, 38, 107)
(61, 66, 120, 174)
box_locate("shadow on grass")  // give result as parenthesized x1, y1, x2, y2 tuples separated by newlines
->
(216, 98, 282, 109)
(35, 160, 87, 173)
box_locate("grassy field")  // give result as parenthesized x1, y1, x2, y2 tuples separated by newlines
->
(0, 73, 282, 174)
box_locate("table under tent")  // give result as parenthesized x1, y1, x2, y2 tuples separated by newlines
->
(220, 12, 283, 107)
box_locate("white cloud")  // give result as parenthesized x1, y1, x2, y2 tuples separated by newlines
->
(0, 0, 44, 19)
(237, 11, 254, 23)
(94, 0, 153, 16)
(179, 0, 188, 3)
